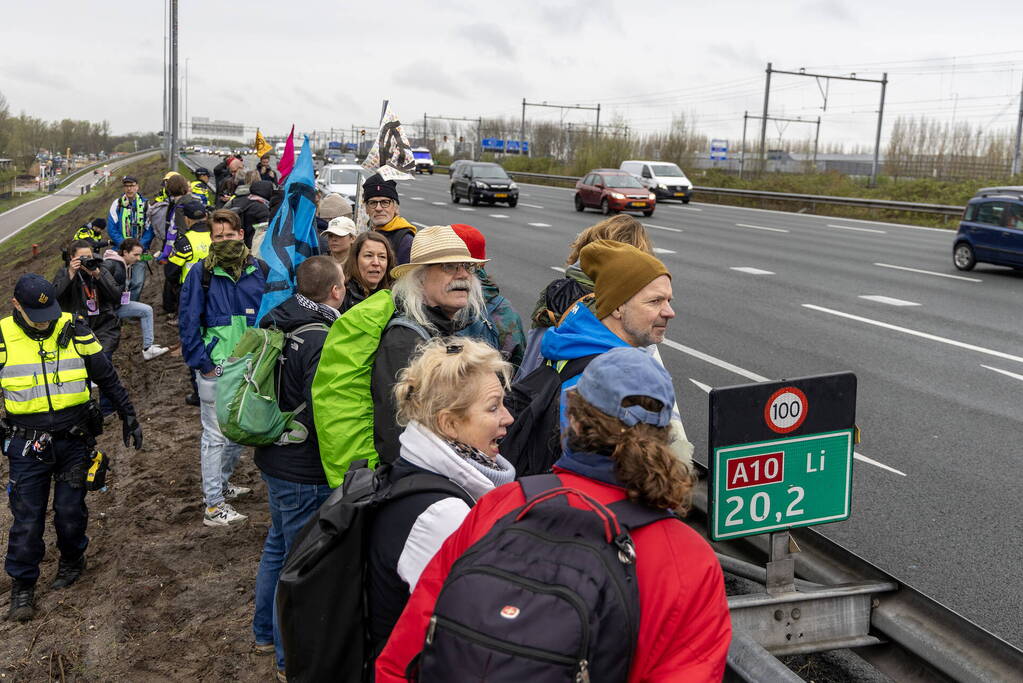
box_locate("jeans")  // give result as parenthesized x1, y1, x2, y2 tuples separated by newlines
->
(196, 371, 244, 507)
(4, 435, 90, 583)
(128, 262, 147, 302)
(253, 472, 332, 670)
(116, 300, 155, 348)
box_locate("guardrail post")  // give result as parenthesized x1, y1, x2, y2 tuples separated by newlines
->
(766, 531, 796, 595)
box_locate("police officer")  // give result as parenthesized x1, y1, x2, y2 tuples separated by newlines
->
(167, 201, 212, 289)
(72, 218, 108, 253)
(2, 274, 142, 622)
(191, 167, 215, 209)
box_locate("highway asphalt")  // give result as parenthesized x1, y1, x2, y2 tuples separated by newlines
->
(390, 173, 1022, 647)
(0, 151, 157, 245)
(188, 154, 1021, 647)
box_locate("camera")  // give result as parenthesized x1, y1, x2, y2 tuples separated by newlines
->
(82, 257, 103, 271)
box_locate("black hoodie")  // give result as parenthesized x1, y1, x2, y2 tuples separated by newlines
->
(253, 295, 336, 485)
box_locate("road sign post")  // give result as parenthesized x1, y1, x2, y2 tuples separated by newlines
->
(709, 373, 856, 542)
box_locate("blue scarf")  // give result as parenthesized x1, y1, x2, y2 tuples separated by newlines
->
(554, 444, 621, 488)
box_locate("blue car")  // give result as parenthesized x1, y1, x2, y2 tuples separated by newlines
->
(953, 187, 1023, 271)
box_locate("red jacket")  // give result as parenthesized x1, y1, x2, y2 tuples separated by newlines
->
(376, 469, 732, 682)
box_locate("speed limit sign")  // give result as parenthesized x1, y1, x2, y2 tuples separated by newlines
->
(764, 386, 807, 434)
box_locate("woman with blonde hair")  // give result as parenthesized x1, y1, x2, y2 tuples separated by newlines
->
(377, 347, 731, 681)
(366, 337, 515, 656)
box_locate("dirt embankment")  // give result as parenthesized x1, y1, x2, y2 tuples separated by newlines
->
(0, 156, 272, 681)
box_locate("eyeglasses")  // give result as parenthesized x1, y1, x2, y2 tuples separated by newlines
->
(437, 262, 479, 275)
(366, 199, 394, 209)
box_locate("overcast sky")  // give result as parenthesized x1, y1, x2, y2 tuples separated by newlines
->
(4, 0, 1023, 152)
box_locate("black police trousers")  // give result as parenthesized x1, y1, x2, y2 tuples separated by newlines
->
(4, 434, 89, 584)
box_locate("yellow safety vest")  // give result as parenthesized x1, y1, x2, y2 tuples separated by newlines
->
(191, 180, 215, 208)
(0, 313, 95, 415)
(168, 229, 213, 283)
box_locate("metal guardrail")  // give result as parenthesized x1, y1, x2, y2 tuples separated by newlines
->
(435, 165, 967, 218)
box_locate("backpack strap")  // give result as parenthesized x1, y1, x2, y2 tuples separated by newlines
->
(554, 352, 598, 379)
(556, 293, 595, 327)
(607, 498, 677, 531)
(385, 315, 430, 341)
(518, 473, 562, 500)
(386, 471, 476, 507)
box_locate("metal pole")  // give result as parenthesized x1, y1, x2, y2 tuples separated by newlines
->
(813, 116, 821, 170)
(759, 62, 772, 173)
(520, 98, 526, 156)
(476, 117, 482, 161)
(740, 111, 749, 179)
(1012, 73, 1023, 176)
(162, 0, 168, 160)
(870, 72, 887, 186)
(184, 57, 189, 144)
(595, 104, 601, 137)
(168, 0, 178, 171)
(423, 113, 428, 147)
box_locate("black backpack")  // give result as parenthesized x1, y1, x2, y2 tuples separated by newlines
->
(501, 354, 596, 477)
(410, 474, 674, 682)
(276, 463, 474, 683)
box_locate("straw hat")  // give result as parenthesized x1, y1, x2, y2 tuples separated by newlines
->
(390, 225, 489, 279)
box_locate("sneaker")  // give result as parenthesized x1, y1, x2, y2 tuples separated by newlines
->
(143, 345, 170, 361)
(254, 641, 275, 655)
(50, 555, 87, 589)
(165, 315, 178, 327)
(7, 581, 35, 622)
(275, 669, 287, 682)
(203, 502, 247, 527)
(225, 483, 252, 500)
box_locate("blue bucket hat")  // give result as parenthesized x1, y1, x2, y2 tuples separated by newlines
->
(574, 347, 674, 427)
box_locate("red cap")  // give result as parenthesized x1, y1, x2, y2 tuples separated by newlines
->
(450, 224, 486, 260)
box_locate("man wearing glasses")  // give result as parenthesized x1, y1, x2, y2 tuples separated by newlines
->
(362, 174, 417, 264)
(370, 225, 488, 463)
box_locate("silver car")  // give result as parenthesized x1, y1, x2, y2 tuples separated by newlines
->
(316, 164, 369, 204)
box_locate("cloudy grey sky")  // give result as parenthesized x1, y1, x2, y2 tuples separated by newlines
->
(4, 0, 1023, 151)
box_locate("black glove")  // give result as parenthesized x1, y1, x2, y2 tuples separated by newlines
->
(121, 414, 143, 450)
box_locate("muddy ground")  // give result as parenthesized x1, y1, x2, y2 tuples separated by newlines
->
(0, 156, 273, 681)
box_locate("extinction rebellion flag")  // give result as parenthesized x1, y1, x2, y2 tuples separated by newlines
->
(362, 104, 416, 181)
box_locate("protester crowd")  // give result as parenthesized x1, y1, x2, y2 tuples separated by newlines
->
(1, 147, 731, 681)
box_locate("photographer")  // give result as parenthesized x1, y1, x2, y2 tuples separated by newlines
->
(54, 240, 124, 356)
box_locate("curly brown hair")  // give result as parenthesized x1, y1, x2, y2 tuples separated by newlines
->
(566, 391, 693, 513)
(564, 215, 653, 266)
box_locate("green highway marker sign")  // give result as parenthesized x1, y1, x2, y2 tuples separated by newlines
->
(709, 373, 857, 542)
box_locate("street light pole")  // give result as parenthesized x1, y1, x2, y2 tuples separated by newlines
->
(168, 0, 179, 171)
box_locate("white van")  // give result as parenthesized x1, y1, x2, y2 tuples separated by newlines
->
(620, 160, 692, 203)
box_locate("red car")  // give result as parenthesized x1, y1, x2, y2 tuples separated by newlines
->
(574, 169, 656, 217)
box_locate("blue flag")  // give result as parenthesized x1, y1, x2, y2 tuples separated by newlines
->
(257, 135, 320, 320)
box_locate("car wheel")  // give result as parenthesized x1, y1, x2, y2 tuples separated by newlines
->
(574, 194, 584, 212)
(601, 198, 613, 215)
(507, 198, 518, 208)
(429, 169, 434, 175)
(682, 198, 691, 204)
(642, 209, 654, 217)
(470, 189, 480, 206)
(953, 242, 976, 271)
(451, 186, 460, 204)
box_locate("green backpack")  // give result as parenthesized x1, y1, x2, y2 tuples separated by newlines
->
(216, 323, 328, 447)
(311, 289, 428, 487)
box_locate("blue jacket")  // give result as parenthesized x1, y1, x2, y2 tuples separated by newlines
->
(178, 258, 267, 374)
(107, 195, 154, 249)
(539, 302, 631, 427)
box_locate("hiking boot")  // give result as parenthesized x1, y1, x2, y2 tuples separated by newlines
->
(7, 581, 35, 622)
(203, 502, 247, 527)
(185, 393, 200, 407)
(225, 483, 251, 500)
(253, 641, 275, 655)
(142, 345, 170, 361)
(50, 555, 87, 589)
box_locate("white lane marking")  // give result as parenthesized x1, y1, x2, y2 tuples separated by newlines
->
(803, 304, 1023, 365)
(858, 295, 921, 307)
(410, 196, 424, 201)
(827, 224, 887, 234)
(550, 266, 566, 273)
(458, 207, 476, 212)
(674, 205, 702, 211)
(731, 267, 775, 275)
(854, 452, 907, 477)
(411, 221, 429, 228)
(689, 201, 953, 234)
(643, 223, 683, 233)
(873, 263, 981, 282)
(735, 223, 789, 233)
(980, 364, 1023, 382)
(661, 339, 770, 382)
(489, 214, 509, 218)
(431, 201, 446, 206)
(528, 222, 551, 227)
(519, 202, 544, 209)
(690, 378, 712, 393)
(653, 247, 677, 255)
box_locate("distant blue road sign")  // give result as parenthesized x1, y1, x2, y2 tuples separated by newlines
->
(506, 140, 521, 153)
(521, 141, 529, 154)
(481, 138, 504, 151)
(710, 139, 728, 161)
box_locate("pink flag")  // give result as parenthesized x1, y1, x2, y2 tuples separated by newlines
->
(277, 125, 296, 179)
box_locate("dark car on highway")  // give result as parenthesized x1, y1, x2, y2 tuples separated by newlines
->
(450, 162, 519, 207)
(953, 187, 1023, 271)
(575, 169, 657, 217)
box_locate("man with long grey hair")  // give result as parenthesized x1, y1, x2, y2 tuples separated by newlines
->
(371, 225, 487, 464)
